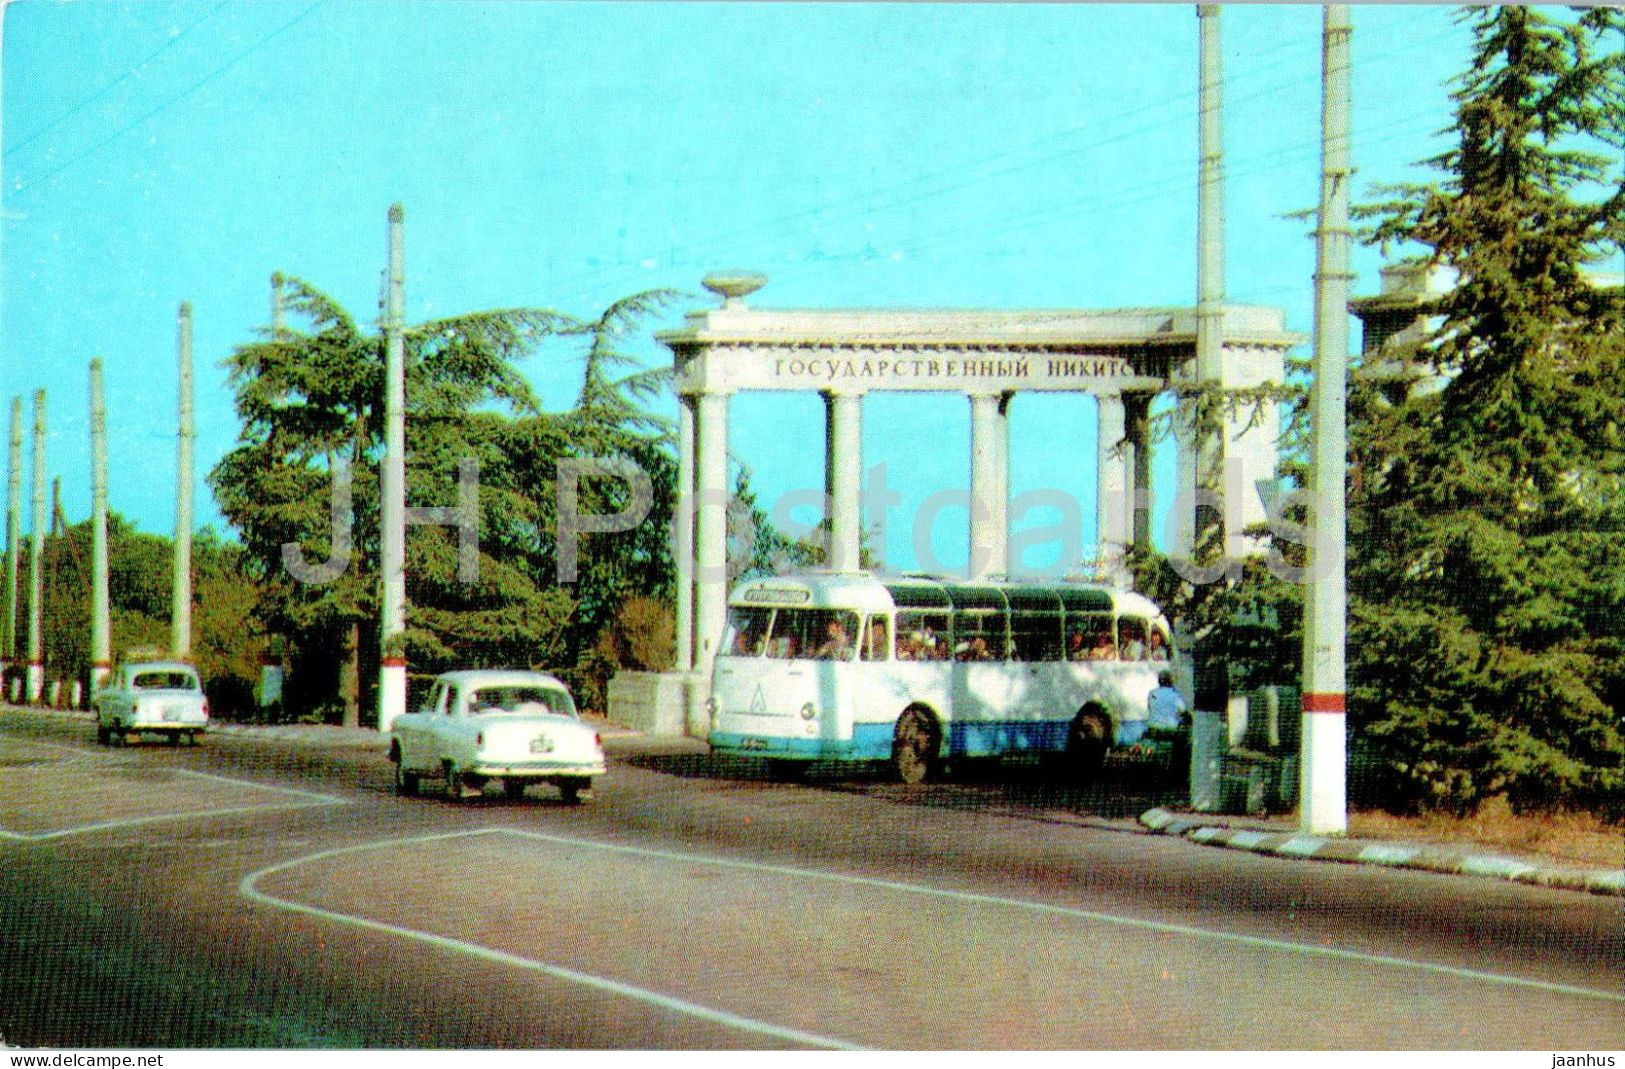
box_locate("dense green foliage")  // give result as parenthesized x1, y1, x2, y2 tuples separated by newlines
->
(1348, 7, 1624, 814)
(22, 517, 265, 714)
(207, 280, 752, 722)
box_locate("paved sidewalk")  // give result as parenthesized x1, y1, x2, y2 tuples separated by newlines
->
(1140, 806, 1625, 898)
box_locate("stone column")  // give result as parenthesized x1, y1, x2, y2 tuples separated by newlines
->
(967, 392, 1007, 579)
(1095, 392, 1128, 582)
(823, 391, 862, 571)
(1169, 397, 1197, 560)
(995, 393, 1012, 574)
(1125, 392, 1154, 551)
(673, 395, 695, 672)
(692, 390, 730, 675)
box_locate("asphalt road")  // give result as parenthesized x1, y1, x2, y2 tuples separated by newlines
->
(1, 707, 1620, 1050)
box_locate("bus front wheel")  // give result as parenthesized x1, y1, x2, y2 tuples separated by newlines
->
(892, 707, 941, 785)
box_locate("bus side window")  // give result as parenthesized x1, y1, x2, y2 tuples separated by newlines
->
(1010, 612, 1062, 662)
(896, 612, 950, 661)
(1117, 617, 1148, 661)
(861, 616, 890, 661)
(1147, 623, 1173, 662)
(954, 612, 1006, 661)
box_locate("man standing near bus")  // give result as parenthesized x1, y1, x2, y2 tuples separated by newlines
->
(1147, 671, 1188, 733)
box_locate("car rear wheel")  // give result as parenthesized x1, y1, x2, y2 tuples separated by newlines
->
(443, 761, 469, 802)
(503, 779, 527, 802)
(558, 777, 588, 805)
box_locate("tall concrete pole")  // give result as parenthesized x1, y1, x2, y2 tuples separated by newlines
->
(1, 6, 13, 685)
(271, 272, 285, 339)
(1301, 5, 1352, 836)
(1196, 4, 1225, 389)
(5, 397, 21, 674)
(172, 302, 194, 660)
(26, 390, 45, 703)
(378, 204, 408, 733)
(89, 360, 111, 691)
(1183, 3, 1234, 813)
(1194, 2, 1228, 565)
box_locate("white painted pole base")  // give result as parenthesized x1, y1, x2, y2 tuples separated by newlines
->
(379, 661, 408, 734)
(25, 663, 43, 705)
(1299, 711, 1348, 835)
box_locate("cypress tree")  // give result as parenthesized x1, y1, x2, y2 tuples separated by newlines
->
(1350, 6, 1624, 814)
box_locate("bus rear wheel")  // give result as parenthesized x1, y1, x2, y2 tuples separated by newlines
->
(1067, 709, 1111, 779)
(892, 706, 941, 785)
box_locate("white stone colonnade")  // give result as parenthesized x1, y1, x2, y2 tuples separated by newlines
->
(660, 274, 1298, 709)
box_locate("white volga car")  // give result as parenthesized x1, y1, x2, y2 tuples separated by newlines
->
(388, 670, 605, 803)
(94, 661, 209, 746)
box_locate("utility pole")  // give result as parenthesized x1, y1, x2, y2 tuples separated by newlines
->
(271, 271, 285, 338)
(378, 204, 407, 733)
(1187, 2, 1230, 812)
(4, 397, 20, 682)
(173, 302, 194, 660)
(89, 359, 111, 692)
(1301, 5, 1353, 836)
(26, 390, 45, 703)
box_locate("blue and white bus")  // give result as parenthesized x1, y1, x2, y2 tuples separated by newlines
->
(706, 571, 1177, 782)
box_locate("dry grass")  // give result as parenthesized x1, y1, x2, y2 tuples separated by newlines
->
(1350, 797, 1624, 871)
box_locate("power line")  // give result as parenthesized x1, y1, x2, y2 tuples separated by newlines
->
(10, 1, 324, 198)
(4, 0, 232, 159)
(535, 22, 1464, 312)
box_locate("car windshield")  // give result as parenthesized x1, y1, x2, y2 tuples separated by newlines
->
(466, 685, 574, 717)
(134, 671, 197, 691)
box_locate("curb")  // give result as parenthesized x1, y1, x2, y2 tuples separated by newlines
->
(1140, 807, 1625, 898)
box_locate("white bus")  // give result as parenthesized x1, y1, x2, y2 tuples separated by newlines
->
(706, 571, 1178, 782)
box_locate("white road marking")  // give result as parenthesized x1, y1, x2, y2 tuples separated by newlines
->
(498, 827, 1625, 1006)
(237, 830, 866, 1051)
(0, 745, 347, 842)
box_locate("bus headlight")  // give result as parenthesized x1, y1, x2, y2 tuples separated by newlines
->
(705, 695, 718, 717)
(800, 702, 817, 721)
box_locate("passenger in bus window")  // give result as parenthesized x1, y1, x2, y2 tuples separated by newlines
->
(814, 617, 853, 660)
(958, 635, 995, 662)
(1066, 630, 1089, 661)
(1089, 632, 1118, 660)
(1147, 630, 1170, 661)
(1119, 619, 1146, 660)
(863, 618, 889, 661)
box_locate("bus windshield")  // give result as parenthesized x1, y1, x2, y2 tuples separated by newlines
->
(724, 606, 861, 661)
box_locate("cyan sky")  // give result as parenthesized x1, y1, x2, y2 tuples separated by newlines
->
(3, 2, 1469, 573)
